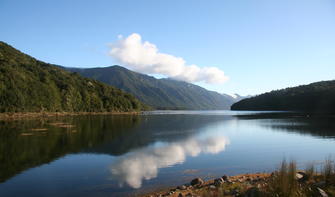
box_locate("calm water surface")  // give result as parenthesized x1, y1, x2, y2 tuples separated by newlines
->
(1, 111, 335, 196)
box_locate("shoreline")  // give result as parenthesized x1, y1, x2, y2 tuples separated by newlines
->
(140, 173, 271, 197)
(0, 111, 142, 120)
(141, 168, 334, 197)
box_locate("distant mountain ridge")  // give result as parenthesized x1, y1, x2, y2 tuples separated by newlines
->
(0, 41, 144, 112)
(231, 80, 335, 113)
(67, 66, 239, 110)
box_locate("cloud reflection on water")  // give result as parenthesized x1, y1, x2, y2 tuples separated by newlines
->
(109, 136, 229, 188)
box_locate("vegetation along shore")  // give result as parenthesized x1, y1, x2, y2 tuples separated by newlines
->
(142, 160, 335, 197)
(0, 111, 141, 121)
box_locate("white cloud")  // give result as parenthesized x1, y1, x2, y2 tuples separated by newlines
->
(109, 33, 229, 84)
(109, 136, 229, 188)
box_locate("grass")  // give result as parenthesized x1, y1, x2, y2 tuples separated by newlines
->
(265, 160, 301, 197)
(304, 162, 315, 179)
(264, 158, 335, 197)
(189, 158, 335, 197)
(323, 157, 334, 184)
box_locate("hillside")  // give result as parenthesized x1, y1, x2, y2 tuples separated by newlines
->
(0, 42, 144, 112)
(231, 80, 335, 113)
(67, 66, 238, 110)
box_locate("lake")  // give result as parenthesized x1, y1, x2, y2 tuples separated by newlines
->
(0, 111, 335, 196)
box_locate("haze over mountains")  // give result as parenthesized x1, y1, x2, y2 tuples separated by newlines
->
(67, 66, 244, 110)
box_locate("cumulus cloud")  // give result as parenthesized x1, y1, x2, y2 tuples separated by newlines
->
(109, 33, 229, 84)
(109, 136, 229, 188)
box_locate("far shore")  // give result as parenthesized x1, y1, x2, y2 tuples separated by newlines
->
(0, 111, 142, 120)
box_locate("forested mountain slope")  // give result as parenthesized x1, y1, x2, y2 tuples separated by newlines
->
(68, 66, 238, 110)
(0, 42, 144, 112)
(231, 80, 335, 113)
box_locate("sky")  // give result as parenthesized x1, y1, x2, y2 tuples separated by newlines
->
(1, 0, 334, 96)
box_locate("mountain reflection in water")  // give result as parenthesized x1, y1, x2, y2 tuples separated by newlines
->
(110, 136, 229, 188)
(1, 111, 335, 197)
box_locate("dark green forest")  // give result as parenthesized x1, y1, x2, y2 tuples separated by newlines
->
(67, 66, 238, 110)
(0, 41, 145, 112)
(231, 81, 335, 113)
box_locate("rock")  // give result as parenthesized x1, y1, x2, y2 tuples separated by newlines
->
(244, 187, 261, 197)
(190, 178, 204, 186)
(209, 185, 216, 190)
(296, 173, 303, 179)
(222, 175, 229, 181)
(214, 178, 224, 186)
(317, 187, 328, 197)
(296, 171, 308, 182)
(178, 193, 183, 197)
(177, 185, 187, 190)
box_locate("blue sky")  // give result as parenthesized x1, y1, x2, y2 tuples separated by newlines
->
(1, 0, 334, 96)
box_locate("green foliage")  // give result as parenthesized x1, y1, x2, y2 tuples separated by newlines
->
(67, 66, 237, 110)
(231, 81, 335, 113)
(267, 160, 300, 197)
(264, 159, 335, 197)
(0, 41, 145, 112)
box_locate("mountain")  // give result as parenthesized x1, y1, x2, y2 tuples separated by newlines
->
(0, 41, 144, 112)
(231, 80, 335, 113)
(228, 93, 251, 102)
(66, 66, 237, 110)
